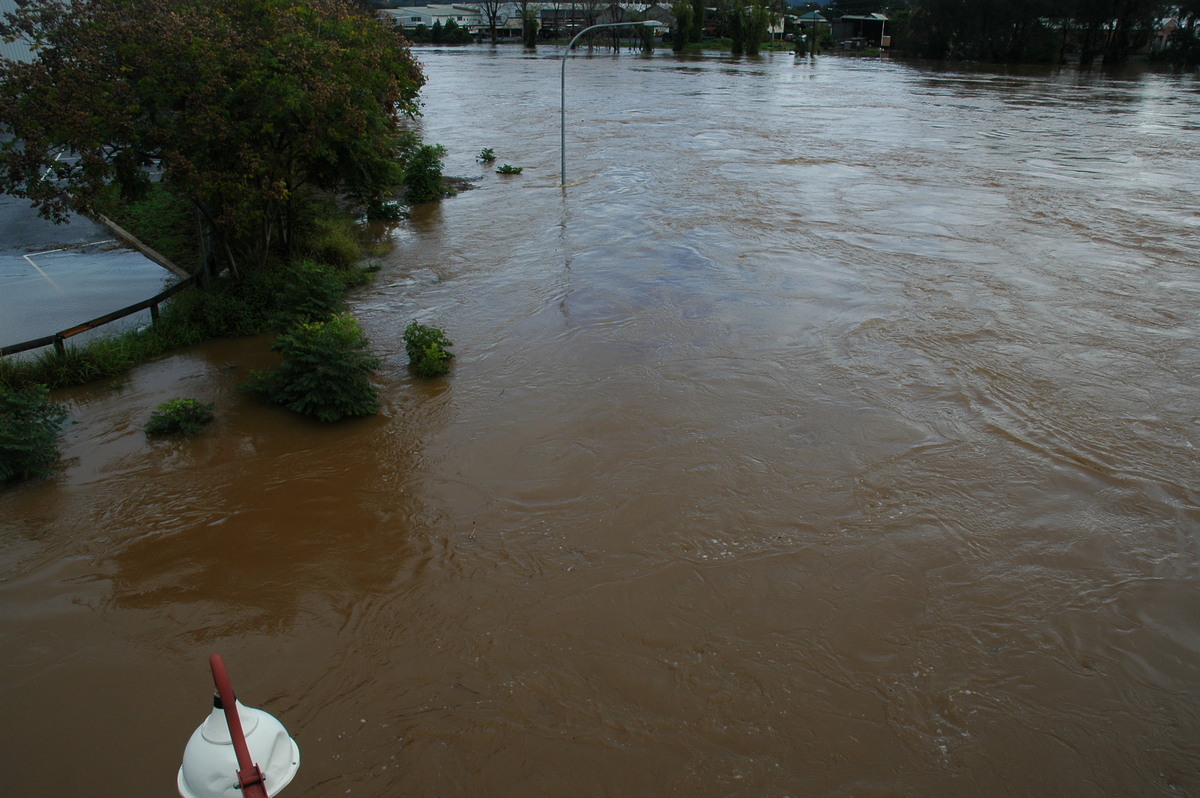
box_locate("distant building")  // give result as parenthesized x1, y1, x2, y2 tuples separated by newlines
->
(830, 12, 888, 49)
(642, 3, 676, 35)
(384, 3, 673, 40)
(381, 5, 486, 34)
(796, 10, 826, 28)
(1148, 17, 1180, 52)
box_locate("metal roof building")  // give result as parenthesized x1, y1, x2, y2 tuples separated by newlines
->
(0, 0, 36, 63)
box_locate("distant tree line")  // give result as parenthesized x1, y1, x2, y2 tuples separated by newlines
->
(406, 17, 474, 43)
(816, 0, 1200, 65)
(660, 0, 1197, 63)
(669, 0, 776, 52)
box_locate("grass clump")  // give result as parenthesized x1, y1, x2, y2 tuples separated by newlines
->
(0, 383, 70, 483)
(403, 320, 454, 378)
(146, 398, 215, 436)
(496, 164, 523, 175)
(243, 313, 380, 421)
(299, 214, 363, 271)
(0, 329, 194, 393)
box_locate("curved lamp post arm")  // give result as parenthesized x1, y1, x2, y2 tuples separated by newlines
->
(561, 20, 663, 187)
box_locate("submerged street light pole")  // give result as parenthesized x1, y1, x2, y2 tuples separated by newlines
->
(560, 20, 663, 187)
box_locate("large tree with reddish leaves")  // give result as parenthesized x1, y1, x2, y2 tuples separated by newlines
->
(0, 0, 424, 274)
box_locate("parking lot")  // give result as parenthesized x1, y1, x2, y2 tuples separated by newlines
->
(0, 194, 168, 350)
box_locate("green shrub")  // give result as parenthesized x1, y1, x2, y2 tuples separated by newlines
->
(170, 259, 358, 334)
(0, 384, 69, 482)
(146, 398, 215, 436)
(270, 260, 351, 327)
(477, 147, 496, 163)
(365, 198, 405, 221)
(403, 320, 455, 378)
(496, 164, 523, 175)
(244, 313, 380, 421)
(299, 214, 362, 271)
(403, 143, 447, 204)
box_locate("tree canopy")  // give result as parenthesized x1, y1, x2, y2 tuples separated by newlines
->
(825, 0, 1183, 65)
(0, 0, 424, 273)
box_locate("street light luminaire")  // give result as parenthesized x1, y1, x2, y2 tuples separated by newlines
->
(561, 20, 663, 188)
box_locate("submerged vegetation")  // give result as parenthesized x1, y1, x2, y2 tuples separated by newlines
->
(403, 321, 455, 378)
(145, 398, 216, 436)
(402, 135, 449, 204)
(244, 313, 381, 421)
(0, 384, 69, 482)
(404, 17, 473, 44)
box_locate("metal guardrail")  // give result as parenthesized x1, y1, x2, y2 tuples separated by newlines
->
(0, 271, 199, 357)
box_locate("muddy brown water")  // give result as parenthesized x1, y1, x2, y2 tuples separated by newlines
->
(1, 48, 1198, 796)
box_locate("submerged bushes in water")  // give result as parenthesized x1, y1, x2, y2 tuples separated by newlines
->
(243, 313, 380, 421)
(145, 398, 215, 436)
(403, 143, 448, 204)
(403, 320, 455, 378)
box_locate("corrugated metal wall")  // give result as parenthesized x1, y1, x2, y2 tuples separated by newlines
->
(0, 0, 35, 63)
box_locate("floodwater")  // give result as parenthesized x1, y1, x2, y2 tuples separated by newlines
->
(1, 47, 1198, 796)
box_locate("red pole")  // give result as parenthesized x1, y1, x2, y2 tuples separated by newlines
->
(209, 653, 271, 798)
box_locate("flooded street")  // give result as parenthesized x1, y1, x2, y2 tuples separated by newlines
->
(2, 47, 1198, 795)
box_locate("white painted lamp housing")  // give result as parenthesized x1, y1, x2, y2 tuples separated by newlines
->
(177, 696, 300, 798)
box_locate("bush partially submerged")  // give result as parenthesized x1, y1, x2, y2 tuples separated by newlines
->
(270, 260, 353, 327)
(244, 313, 380, 421)
(146, 398, 215, 436)
(403, 320, 455, 378)
(403, 142, 448, 204)
(0, 384, 69, 482)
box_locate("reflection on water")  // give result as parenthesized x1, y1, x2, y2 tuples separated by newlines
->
(1, 50, 1198, 796)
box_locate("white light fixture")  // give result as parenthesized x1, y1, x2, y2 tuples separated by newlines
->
(178, 655, 300, 798)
